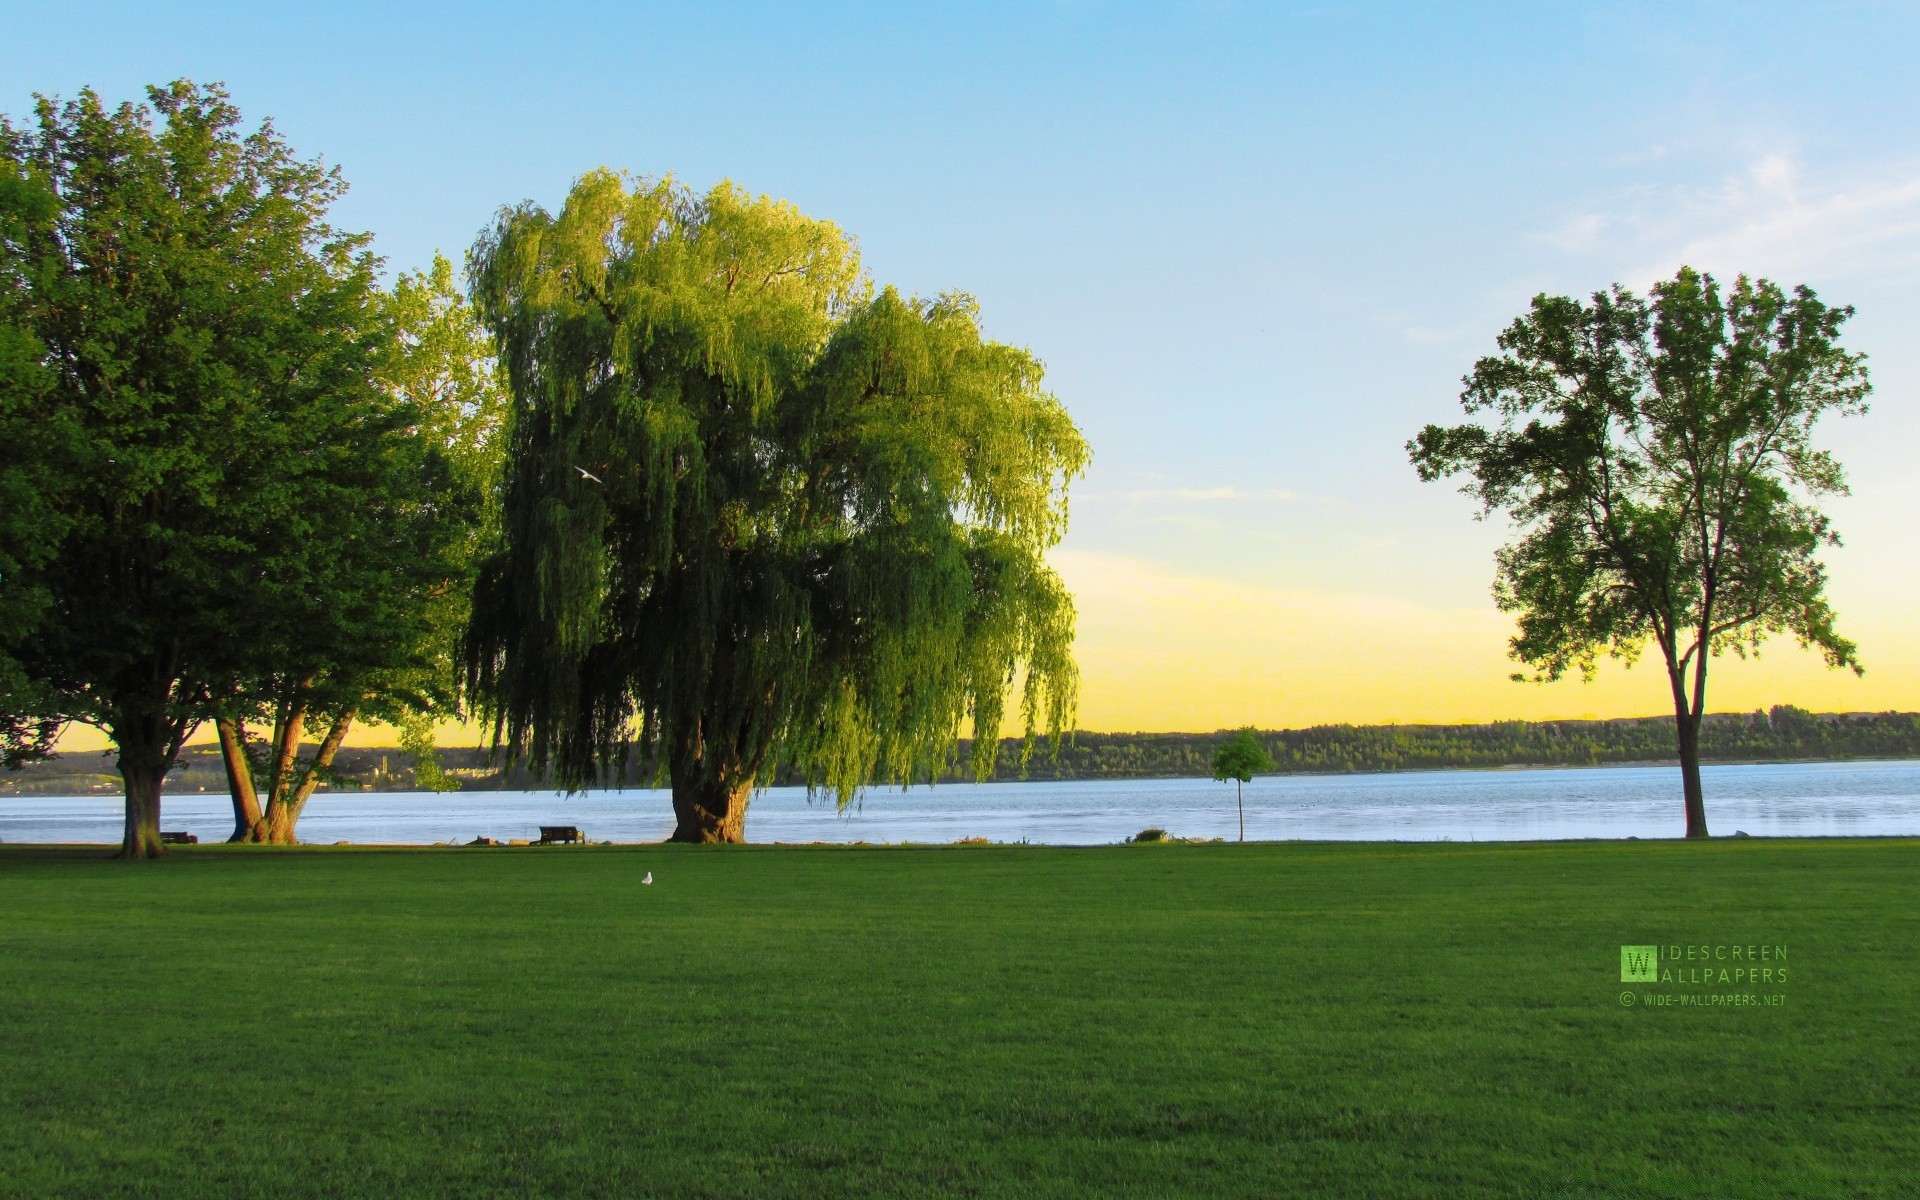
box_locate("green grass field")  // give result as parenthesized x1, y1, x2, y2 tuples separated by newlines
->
(1, 839, 1914, 1198)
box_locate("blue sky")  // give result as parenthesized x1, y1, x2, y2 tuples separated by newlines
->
(10, 2, 1920, 727)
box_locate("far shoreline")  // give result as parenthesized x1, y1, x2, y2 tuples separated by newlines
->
(6, 749, 1920, 800)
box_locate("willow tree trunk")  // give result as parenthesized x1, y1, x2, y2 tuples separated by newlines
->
(670, 779, 751, 843)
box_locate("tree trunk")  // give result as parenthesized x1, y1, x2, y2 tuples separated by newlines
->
(111, 705, 190, 859)
(1664, 655, 1712, 839)
(118, 759, 166, 859)
(217, 718, 264, 842)
(260, 800, 300, 845)
(264, 696, 308, 820)
(1676, 713, 1709, 839)
(256, 708, 357, 845)
(669, 777, 751, 843)
(1237, 779, 1245, 843)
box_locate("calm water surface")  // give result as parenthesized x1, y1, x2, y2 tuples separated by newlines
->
(5, 760, 1920, 845)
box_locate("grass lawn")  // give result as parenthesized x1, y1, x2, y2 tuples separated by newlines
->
(1, 839, 1915, 1198)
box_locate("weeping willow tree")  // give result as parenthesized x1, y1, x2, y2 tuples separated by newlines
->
(465, 173, 1088, 842)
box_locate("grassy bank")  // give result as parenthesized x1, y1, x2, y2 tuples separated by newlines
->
(1, 840, 1914, 1198)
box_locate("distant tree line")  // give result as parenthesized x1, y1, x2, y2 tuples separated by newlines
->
(929, 707, 1920, 783)
(5, 707, 1912, 797)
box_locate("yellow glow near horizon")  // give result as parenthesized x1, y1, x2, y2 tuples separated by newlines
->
(50, 547, 1914, 757)
(1056, 550, 1918, 731)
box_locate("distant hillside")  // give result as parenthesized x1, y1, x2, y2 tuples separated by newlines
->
(5, 706, 1917, 797)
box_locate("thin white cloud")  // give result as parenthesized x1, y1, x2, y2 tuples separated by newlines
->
(1536, 211, 1611, 252)
(1537, 153, 1920, 287)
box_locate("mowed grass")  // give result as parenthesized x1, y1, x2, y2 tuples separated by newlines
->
(0, 840, 1915, 1199)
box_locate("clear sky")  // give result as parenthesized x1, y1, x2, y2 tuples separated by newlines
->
(11, 1, 1919, 737)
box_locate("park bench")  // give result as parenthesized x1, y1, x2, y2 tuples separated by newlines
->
(160, 831, 198, 845)
(538, 825, 585, 845)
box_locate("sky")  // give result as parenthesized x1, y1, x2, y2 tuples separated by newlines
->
(11, 0, 1920, 738)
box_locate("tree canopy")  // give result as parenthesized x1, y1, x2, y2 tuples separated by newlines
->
(1211, 728, 1275, 784)
(212, 253, 493, 843)
(0, 252, 64, 769)
(0, 81, 454, 855)
(465, 172, 1087, 841)
(1409, 267, 1868, 837)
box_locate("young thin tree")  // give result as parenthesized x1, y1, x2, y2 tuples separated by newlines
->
(466, 173, 1087, 841)
(1409, 268, 1868, 838)
(0, 81, 392, 856)
(1211, 727, 1275, 842)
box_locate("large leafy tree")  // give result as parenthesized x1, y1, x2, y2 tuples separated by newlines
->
(466, 173, 1087, 842)
(211, 253, 495, 842)
(206, 423, 475, 844)
(1409, 268, 1868, 838)
(0, 82, 403, 856)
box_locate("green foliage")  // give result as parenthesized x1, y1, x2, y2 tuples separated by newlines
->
(372, 250, 508, 723)
(1408, 267, 1869, 835)
(1408, 268, 1867, 687)
(1211, 726, 1275, 783)
(210, 249, 494, 839)
(1130, 827, 1171, 843)
(0, 80, 475, 850)
(222, 249, 501, 829)
(465, 173, 1087, 814)
(0, 115, 70, 768)
(397, 712, 460, 793)
(381, 253, 508, 504)
(0, 80, 379, 745)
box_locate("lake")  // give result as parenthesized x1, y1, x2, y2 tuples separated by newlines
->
(5, 759, 1920, 845)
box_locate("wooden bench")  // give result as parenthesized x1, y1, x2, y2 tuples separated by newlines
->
(538, 825, 584, 845)
(160, 831, 198, 845)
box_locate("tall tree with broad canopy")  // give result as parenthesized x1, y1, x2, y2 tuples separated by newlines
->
(212, 253, 495, 843)
(0, 81, 432, 856)
(1408, 268, 1868, 838)
(466, 172, 1087, 842)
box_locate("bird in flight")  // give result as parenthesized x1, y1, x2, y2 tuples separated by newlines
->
(574, 465, 603, 484)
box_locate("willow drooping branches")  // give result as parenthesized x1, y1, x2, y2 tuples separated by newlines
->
(465, 173, 1088, 842)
